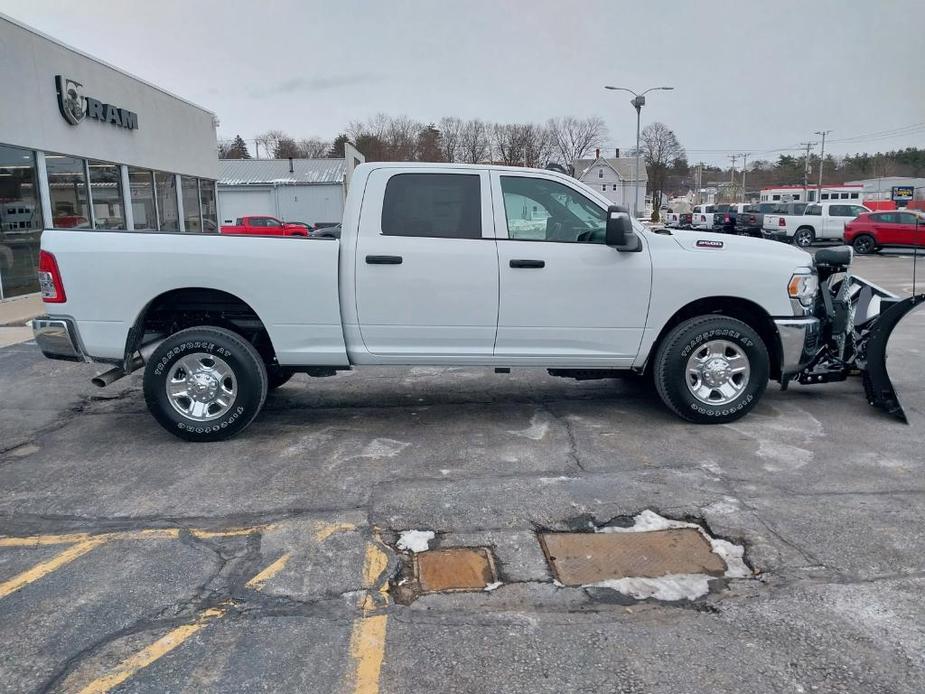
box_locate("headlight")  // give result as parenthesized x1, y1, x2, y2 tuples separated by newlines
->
(788, 272, 819, 308)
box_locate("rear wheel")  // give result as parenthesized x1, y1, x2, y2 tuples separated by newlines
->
(793, 227, 815, 247)
(852, 234, 877, 255)
(143, 326, 268, 441)
(654, 316, 769, 423)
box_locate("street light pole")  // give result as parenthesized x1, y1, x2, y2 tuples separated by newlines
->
(814, 129, 832, 201)
(605, 85, 673, 219)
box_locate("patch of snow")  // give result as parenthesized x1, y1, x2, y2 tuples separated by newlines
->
(483, 581, 503, 592)
(538, 476, 572, 484)
(507, 412, 550, 440)
(596, 509, 696, 533)
(396, 530, 434, 553)
(353, 438, 410, 459)
(709, 538, 750, 578)
(586, 574, 712, 601)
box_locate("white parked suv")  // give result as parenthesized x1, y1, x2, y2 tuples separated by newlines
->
(34, 163, 823, 440)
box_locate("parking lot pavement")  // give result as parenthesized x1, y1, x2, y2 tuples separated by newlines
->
(1, 254, 924, 693)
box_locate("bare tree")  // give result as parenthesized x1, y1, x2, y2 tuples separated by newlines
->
(547, 116, 608, 171)
(458, 119, 491, 164)
(385, 115, 423, 161)
(641, 122, 685, 219)
(297, 138, 331, 158)
(522, 123, 553, 168)
(255, 129, 287, 159)
(438, 116, 463, 163)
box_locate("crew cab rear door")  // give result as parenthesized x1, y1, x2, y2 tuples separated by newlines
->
(354, 168, 499, 359)
(489, 170, 651, 365)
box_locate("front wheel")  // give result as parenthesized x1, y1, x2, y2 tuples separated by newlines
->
(792, 227, 815, 247)
(143, 326, 268, 441)
(653, 316, 769, 424)
(852, 234, 877, 255)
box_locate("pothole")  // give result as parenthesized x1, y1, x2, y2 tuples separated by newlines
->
(541, 509, 752, 602)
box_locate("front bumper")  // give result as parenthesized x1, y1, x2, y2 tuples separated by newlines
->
(32, 316, 86, 362)
(775, 316, 820, 380)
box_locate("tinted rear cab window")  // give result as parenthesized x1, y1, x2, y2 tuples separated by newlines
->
(381, 173, 481, 238)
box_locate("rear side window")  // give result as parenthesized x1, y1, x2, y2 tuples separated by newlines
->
(381, 173, 481, 239)
(873, 212, 896, 223)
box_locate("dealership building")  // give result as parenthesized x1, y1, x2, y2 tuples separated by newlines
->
(0, 14, 219, 299)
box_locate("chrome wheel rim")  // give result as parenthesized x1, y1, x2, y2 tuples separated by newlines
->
(795, 230, 812, 247)
(166, 352, 237, 422)
(685, 340, 751, 406)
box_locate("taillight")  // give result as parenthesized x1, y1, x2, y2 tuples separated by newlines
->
(38, 250, 66, 303)
(724, 214, 731, 223)
(749, 215, 756, 224)
(778, 217, 786, 227)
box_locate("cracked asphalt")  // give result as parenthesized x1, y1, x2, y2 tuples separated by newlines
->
(0, 253, 924, 693)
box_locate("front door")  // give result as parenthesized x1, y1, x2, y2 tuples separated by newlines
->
(490, 171, 652, 366)
(354, 168, 499, 360)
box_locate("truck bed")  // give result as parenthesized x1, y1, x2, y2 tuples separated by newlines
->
(41, 230, 348, 366)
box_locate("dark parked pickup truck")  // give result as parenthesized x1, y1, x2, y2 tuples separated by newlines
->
(736, 202, 784, 237)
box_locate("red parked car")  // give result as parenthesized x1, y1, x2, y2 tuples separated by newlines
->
(843, 210, 925, 254)
(220, 215, 312, 237)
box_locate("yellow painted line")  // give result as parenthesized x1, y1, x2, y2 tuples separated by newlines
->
(0, 532, 96, 547)
(77, 605, 228, 694)
(0, 537, 107, 599)
(0, 525, 267, 548)
(244, 552, 291, 590)
(313, 521, 357, 543)
(345, 538, 391, 694)
(75, 554, 285, 694)
(347, 614, 388, 694)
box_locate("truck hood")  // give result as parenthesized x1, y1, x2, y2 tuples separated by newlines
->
(668, 229, 813, 270)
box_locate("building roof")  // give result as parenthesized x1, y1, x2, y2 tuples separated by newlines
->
(218, 158, 346, 185)
(573, 156, 647, 182)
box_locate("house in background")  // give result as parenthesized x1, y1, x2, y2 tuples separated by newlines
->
(572, 148, 648, 211)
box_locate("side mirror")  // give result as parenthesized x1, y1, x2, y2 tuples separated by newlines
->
(605, 205, 641, 252)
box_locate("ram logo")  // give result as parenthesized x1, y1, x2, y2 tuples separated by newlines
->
(56, 76, 85, 125)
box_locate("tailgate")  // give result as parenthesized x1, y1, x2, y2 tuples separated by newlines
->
(39, 231, 348, 366)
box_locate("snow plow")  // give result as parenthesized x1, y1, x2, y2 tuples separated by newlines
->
(792, 246, 923, 422)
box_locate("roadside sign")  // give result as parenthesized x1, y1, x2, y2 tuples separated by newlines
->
(892, 185, 914, 201)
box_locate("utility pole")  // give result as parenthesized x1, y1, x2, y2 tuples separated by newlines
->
(728, 155, 737, 202)
(814, 130, 832, 202)
(799, 141, 816, 201)
(740, 153, 749, 202)
(697, 163, 703, 204)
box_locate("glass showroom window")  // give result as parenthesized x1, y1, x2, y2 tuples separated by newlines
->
(181, 176, 201, 232)
(154, 171, 179, 230)
(0, 144, 43, 299)
(128, 168, 158, 230)
(88, 161, 126, 229)
(45, 155, 91, 229)
(199, 179, 218, 232)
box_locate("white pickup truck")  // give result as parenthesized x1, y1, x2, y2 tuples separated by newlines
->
(763, 201, 870, 247)
(33, 163, 824, 441)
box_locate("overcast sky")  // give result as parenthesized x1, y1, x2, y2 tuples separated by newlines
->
(3, 0, 924, 165)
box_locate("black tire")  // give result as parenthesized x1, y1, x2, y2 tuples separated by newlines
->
(143, 326, 268, 442)
(792, 227, 815, 247)
(267, 365, 295, 390)
(653, 316, 769, 424)
(852, 234, 877, 255)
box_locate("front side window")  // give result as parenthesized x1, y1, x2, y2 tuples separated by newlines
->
(805, 205, 821, 216)
(88, 161, 125, 229)
(829, 205, 852, 217)
(381, 173, 481, 239)
(850, 206, 867, 217)
(500, 175, 605, 242)
(128, 168, 157, 230)
(181, 176, 201, 232)
(46, 155, 91, 229)
(265, 218, 282, 228)
(154, 171, 179, 230)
